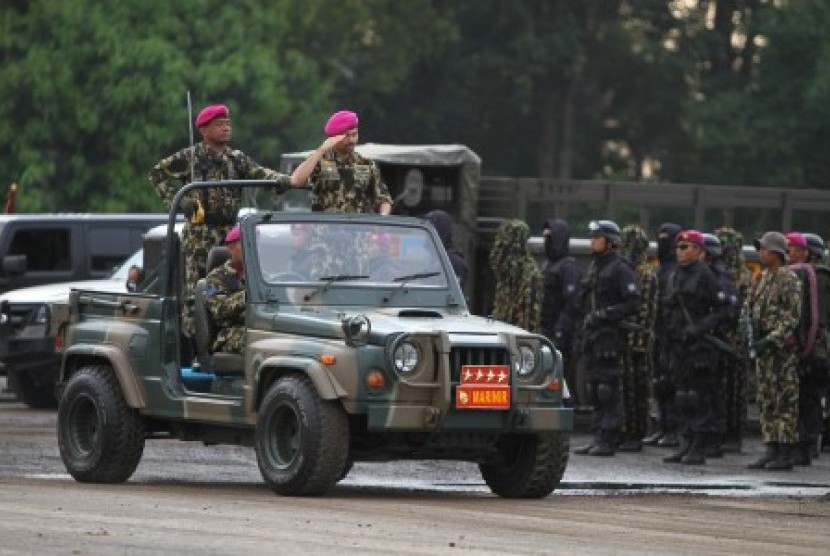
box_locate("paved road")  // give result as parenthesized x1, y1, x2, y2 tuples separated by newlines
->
(1, 385, 829, 554)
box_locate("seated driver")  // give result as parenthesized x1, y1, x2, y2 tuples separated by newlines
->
(204, 226, 246, 354)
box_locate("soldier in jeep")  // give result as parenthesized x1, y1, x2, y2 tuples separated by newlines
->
(204, 226, 246, 355)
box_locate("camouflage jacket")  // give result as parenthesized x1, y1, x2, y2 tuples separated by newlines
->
(307, 150, 392, 213)
(489, 219, 542, 332)
(744, 266, 801, 349)
(620, 225, 658, 352)
(204, 259, 246, 333)
(149, 142, 290, 224)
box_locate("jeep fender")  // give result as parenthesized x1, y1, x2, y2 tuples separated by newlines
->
(255, 355, 347, 402)
(61, 344, 146, 408)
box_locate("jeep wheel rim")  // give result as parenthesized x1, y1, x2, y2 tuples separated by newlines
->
(66, 394, 99, 457)
(267, 404, 301, 469)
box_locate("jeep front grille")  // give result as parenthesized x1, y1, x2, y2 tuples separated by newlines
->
(449, 347, 510, 383)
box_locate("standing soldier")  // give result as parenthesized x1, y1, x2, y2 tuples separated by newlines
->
(786, 232, 827, 465)
(488, 219, 543, 332)
(661, 230, 730, 465)
(540, 218, 583, 404)
(617, 225, 658, 452)
(290, 110, 392, 214)
(745, 231, 802, 471)
(700, 233, 741, 458)
(644, 223, 683, 448)
(574, 220, 641, 456)
(714, 226, 754, 453)
(150, 103, 293, 337)
(802, 233, 830, 455)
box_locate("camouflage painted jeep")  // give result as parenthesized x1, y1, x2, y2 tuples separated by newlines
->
(55, 181, 572, 498)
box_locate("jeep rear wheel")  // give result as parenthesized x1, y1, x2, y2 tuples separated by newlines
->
(255, 374, 348, 496)
(57, 364, 145, 483)
(479, 432, 569, 498)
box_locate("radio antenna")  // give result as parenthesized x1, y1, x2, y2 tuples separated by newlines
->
(187, 90, 195, 183)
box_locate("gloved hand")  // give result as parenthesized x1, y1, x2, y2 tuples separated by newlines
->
(681, 324, 703, 343)
(583, 309, 607, 329)
(750, 338, 773, 356)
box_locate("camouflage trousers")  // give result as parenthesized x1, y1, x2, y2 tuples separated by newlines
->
(213, 326, 245, 355)
(755, 351, 799, 444)
(622, 350, 651, 439)
(182, 223, 232, 336)
(723, 358, 748, 439)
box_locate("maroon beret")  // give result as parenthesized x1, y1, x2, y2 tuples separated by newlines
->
(677, 230, 704, 246)
(324, 110, 358, 137)
(224, 225, 241, 244)
(195, 104, 229, 128)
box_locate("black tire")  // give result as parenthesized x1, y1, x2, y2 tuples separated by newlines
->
(8, 369, 58, 409)
(57, 365, 145, 483)
(479, 432, 570, 498)
(255, 374, 349, 496)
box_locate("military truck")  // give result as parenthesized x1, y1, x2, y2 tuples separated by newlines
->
(55, 181, 572, 498)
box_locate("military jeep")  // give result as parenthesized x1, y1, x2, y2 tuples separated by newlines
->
(55, 181, 572, 497)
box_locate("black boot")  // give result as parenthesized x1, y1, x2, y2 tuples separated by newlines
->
(681, 434, 707, 465)
(704, 434, 724, 459)
(574, 433, 600, 455)
(792, 442, 812, 466)
(663, 436, 691, 463)
(618, 434, 643, 452)
(642, 430, 663, 445)
(657, 432, 680, 448)
(588, 430, 617, 456)
(747, 443, 777, 469)
(765, 442, 794, 470)
(722, 434, 743, 454)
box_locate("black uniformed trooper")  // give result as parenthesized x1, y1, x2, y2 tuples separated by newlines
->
(802, 233, 830, 454)
(661, 230, 731, 465)
(574, 220, 641, 457)
(540, 218, 583, 403)
(700, 233, 741, 458)
(644, 223, 683, 448)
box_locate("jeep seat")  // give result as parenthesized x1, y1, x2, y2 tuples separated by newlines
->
(192, 246, 243, 376)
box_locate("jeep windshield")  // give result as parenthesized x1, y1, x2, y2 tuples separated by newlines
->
(254, 220, 449, 291)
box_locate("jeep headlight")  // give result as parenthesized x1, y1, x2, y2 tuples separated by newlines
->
(515, 344, 536, 376)
(393, 341, 420, 373)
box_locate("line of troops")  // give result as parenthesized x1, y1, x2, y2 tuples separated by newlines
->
(490, 218, 830, 469)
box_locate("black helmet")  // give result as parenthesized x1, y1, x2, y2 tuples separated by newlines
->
(803, 232, 826, 262)
(588, 220, 621, 246)
(701, 233, 722, 258)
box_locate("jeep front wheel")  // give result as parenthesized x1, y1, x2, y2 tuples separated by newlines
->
(479, 432, 569, 498)
(57, 364, 145, 483)
(255, 374, 349, 496)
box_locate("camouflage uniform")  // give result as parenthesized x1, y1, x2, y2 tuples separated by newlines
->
(745, 266, 801, 445)
(308, 150, 392, 213)
(489, 219, 542, 332)
(204, 259, 246, 354)
(715, 227, 753, 449)
(619, 225, 658, 448)
(149, 142, 290, 335)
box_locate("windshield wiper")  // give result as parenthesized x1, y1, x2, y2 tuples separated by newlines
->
(383, 271, 441, 303)
(303, 274, 369, 301)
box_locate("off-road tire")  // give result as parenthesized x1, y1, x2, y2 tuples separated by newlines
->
(57, 364, 145, 483)
(8, 369, 57, 409)
(479, 432, 569, 498)
(255, 374, 349, 496)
